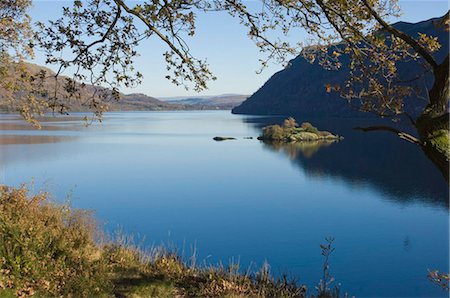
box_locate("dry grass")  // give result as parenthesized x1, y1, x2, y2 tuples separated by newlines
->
(0, 185, 342, 297)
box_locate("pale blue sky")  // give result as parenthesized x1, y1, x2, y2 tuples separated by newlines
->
(29, 0, 448, 98)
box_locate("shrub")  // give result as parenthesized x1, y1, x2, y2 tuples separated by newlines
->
(300, 122, 319, 134)
(262, 124, 286, 140)
(0, 185, 111, 297)
(283, 117, 299, 129)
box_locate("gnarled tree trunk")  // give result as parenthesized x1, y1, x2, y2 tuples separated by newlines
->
(416, 55, 449, 181)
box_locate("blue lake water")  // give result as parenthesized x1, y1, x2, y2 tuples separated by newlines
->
(0, 111, 448, 297)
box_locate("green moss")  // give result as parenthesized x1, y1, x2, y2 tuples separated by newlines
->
(429, 129, 450, 159)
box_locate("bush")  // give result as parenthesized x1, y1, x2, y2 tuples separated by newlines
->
(300, 122, 319, 134)
(262, 124, 286, 140)
(0, 185, 111, 297)
(283, 117, 299, 129)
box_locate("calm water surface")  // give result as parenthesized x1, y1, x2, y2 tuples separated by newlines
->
(0, 111, 448, 297)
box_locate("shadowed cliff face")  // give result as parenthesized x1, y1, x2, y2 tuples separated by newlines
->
(232, 16, 449, 118)
(245, 116, 449, 209)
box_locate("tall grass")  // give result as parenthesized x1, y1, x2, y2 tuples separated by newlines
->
(0, 185, 111, 296)
(0, 185, 345, 297)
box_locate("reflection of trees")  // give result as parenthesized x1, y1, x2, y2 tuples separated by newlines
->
(258, 122, 449, 209)
(263, 139, 339, 159)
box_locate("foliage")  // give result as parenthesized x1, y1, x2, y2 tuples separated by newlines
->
(0, 185, 346, 297)
(0, 185, 111, 297)
(0, 61, 52, 128)
(262, 124, 287, 140)
(0, 0, 33, 59)
(284, 117, 299, 128)
(0, 0, 46, 127)
(300, 122, 319, 134)
(428, 270, 450, 291)
(261, 118, 338, 142)
(240, 0, 445, 119)
(316, 237, 340, 297)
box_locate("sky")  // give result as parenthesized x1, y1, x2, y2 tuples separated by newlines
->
(29, 0, 449, 98)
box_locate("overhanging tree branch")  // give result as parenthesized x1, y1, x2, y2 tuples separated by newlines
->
(361, 0, 439, 71)
(54, 4, 122, 78)
(114, 0, 187, 64)
(355, 125, 421, 144)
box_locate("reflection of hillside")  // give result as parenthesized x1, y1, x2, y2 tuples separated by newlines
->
(0, 134, 79, 170)
(262, 139, 338, 159)
(255, 118, 449, 209)
(0, 135, 76, 145)
(0, 115, 88, 131)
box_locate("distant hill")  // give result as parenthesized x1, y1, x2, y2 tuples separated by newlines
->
(166, 94, 248, 110)
(112, 93, 186, 111)
(0, 63, 222, 113)
(232, 16, 449, 117)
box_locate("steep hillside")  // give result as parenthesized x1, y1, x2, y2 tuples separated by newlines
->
(232, 16, 449, 117)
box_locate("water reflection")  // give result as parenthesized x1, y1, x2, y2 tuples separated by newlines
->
(0, 134, 78, 171)
(0, 135, 76, 145)
(261, 139, 339, 159)
(0, 111, 447, 297)
(257, 118, 449, 208)
(0, 114, 90, 132)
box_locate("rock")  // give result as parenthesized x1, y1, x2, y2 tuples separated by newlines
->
(213, 136, 236, 141)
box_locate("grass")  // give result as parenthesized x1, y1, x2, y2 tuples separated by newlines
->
(0, 185, 344, 297)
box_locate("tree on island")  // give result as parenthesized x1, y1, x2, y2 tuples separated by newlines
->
(0, 0, 448, 180)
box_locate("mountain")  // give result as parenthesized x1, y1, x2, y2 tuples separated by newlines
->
(0, 63, 210, 113)
(166, 94, 248, 110)
(232, 16, 449, 117)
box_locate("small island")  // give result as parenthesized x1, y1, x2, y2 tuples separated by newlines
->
(258, 118, 343, 142)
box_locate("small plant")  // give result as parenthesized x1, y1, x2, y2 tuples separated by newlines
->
(0, 185, 112, 297)
(316, 237, 342, 297)
(300, 122, 319, 134)
(262, 124, 286, 140)
(283, 117, 299, 129)
(428, 270, 449, 291)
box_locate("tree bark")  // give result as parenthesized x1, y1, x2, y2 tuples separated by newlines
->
(416, 55, 449, 181)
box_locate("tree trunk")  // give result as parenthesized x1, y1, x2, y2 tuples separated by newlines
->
(416, 55, 449, 182)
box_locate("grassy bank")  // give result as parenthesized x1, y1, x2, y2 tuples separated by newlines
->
(0, 185, 343, 297)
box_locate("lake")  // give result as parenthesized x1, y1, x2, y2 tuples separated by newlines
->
(0, 111, 448, 297)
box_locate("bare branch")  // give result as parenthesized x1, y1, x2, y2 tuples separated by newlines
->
(355, 125, 421, 144)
